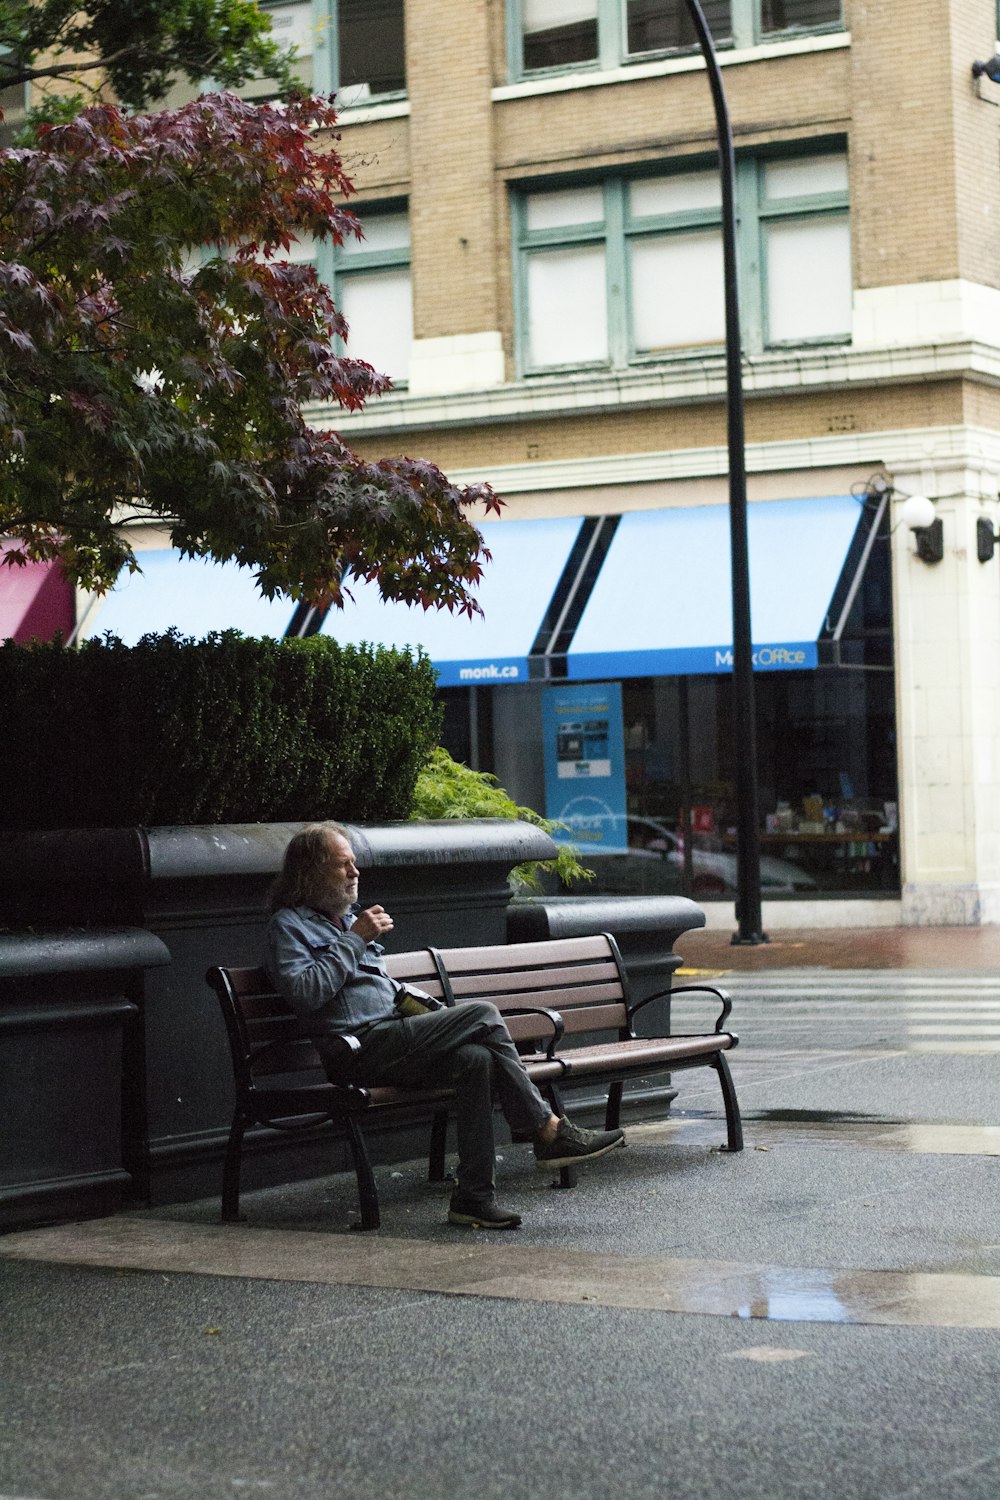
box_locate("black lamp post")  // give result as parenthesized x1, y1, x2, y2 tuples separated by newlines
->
(682, 0, 765, 944)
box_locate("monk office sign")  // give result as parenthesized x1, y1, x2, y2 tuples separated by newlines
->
(566, 641, 816, 678)
(713, 644, 811, 670)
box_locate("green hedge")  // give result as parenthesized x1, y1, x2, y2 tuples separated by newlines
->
(0, 631, 441, 830)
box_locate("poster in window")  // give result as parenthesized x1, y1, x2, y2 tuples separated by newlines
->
(543, 683, 627, 853)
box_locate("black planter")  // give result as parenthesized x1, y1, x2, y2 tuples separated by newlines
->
(0, 820, 557, 1212)
(0, 928, 170, 1228)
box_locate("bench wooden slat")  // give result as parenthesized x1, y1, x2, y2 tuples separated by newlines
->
(458, 978, 620, 1014)
(384, 952, 444, 987)
(552, 1001, 629, 1034)
(445, 960, 620, 996)
(250, 1040, 325, 1076)
(504, 1013, 559, 1044)
(241, 991, 289, 1020)
(436, 935, 615, 971)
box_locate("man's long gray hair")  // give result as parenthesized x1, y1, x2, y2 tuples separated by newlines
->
(269, 823, 352, 913)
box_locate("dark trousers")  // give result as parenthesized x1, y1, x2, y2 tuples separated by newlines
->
(349, 1003, 552, 1202)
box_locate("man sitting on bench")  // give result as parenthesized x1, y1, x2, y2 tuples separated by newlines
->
(266, 823, 626, 1230)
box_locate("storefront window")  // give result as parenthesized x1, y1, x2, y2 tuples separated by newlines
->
(580, 522, 898, 899)
(439, 499, 898, 901)
(582, 666, 899, 899)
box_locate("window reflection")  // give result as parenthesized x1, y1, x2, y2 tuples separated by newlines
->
(760, 0, 842, 33)
(338, 0, 406, 98)
(522, 0, 599, 69)
(626, 0, 732, 54)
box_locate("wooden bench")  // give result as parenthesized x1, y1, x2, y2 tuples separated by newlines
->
(206, 932, 742, 1230)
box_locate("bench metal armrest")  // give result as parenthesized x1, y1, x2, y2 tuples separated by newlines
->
(503, 1005, 565, 1060)
(249, 1029, 362, 1071)
(629, 983, 733, 1034)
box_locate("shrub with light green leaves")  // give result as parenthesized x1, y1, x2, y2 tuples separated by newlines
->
(411, 746, 592, 892)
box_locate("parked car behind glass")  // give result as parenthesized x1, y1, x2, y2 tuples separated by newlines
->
(584, 816, 817, 898)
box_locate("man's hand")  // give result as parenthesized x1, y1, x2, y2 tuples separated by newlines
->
(352, 905, 394, 944)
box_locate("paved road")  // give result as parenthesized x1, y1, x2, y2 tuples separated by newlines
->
(688, 968, 1000, 1054)
(2, 956, 999, 1500)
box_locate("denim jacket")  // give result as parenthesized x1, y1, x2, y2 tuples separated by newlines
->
(265, 905, 397, 1037)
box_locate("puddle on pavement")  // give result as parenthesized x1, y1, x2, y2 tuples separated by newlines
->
(4, 1216, 998, 1329)
(629, 1114, 1000, 1155)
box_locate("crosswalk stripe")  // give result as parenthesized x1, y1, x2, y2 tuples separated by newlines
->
(907, 1025, 1000, 1036)
(907, 1041, 1000, 1053)
(712, 977, 1000, 987)
(677, 994, 1000, 1004)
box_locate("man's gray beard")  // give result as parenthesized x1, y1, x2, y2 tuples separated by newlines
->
(316, 885, 355, 919)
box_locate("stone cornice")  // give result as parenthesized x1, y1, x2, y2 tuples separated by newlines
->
(306, 340, 1000, 438)
(437, 425, 1000, 494)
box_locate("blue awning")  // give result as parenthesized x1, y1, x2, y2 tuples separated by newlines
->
(318, 516, 585, 687)
(565, 495, 866, 679)
(81, 551, 298, 644)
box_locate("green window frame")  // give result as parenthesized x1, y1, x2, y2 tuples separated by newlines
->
(507, 0, 843, 80)
(254, 1, 407, 103)
(329, 202, 413, 385)
(262, 202, 412, 383)
(513, 150, 850, 377)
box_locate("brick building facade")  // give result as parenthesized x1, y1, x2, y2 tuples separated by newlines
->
(73, 1, 1000, 925)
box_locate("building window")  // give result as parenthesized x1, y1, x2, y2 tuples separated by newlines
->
(511, 0, 841, 76)
(758, 155, 851, 343)
(255, 0, 406, 105)
(759, 0, 842, 36)
(521, 0, 600, 70)
(625, 0, 733, 54)
(334, 207, 413, 383)
(284, 206, 412, 385)
(514, 151, 850, 374)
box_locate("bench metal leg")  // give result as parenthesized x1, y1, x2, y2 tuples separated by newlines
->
(712, 1053, 744, 1152)
(427, 1108, 449, 1182)
(540, 1082, 578, 1189)
(345, 1115, 381, 1230)
(605, 1081, 624, 1132)
(221, 1111, 247, 1223)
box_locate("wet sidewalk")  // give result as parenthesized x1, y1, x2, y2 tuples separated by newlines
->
(679, 922, 1000, 972)
(2, 931, 999, 1500)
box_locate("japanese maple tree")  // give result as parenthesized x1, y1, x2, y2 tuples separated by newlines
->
(0, 92, 498, 611)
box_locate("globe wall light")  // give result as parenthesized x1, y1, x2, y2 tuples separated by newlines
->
(898, 492, 943, 564)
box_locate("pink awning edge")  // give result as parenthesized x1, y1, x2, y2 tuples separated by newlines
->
(1, 543, 75, 643)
